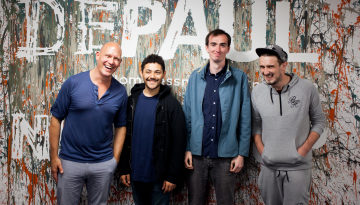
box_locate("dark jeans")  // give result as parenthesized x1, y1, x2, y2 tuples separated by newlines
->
(131, 181, 170, 205)
(187, 156, 236, 205)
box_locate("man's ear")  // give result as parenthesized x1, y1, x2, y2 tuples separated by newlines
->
(281, 62, 288, 72)
(95, 51, 100, 61)
(139, 68, 143, 78)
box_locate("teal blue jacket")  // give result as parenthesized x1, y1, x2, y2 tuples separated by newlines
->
(183, 62, 251, 157)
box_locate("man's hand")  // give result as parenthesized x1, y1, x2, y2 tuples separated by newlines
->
(230, 155, 244, 173)
(50, 156, 63, 183)
(162, 181, 176, 193)
(297, 146, 309, 157)
(297, 131, 320, 157)
(114, 155, 120, 163)
(184, 151, 193, 169)
(120, 174, 131, 187)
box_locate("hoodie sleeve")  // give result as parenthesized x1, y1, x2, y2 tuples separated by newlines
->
(251, 87, 263, 135)
(309, 85, 326, 135)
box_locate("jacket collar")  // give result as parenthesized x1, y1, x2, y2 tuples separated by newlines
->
(198, 59, 232, 80)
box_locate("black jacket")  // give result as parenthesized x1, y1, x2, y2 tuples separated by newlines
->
(118, 83, 186, 184)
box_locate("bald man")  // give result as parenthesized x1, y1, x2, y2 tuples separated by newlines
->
(49, 42, 127, 205)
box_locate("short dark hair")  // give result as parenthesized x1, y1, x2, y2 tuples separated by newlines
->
(205, 29, 231, 47)
(141, 54, 165, 72)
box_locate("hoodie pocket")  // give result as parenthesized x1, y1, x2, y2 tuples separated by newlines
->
(262, 136, 304, 167)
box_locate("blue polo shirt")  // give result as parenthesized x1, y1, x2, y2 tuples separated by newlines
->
(51, 71, 127, 163)
(202, 64, 226, 158)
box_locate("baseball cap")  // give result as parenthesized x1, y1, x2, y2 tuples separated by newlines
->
(255, 44, 288, 62)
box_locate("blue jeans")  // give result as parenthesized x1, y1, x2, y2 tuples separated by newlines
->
(57, 158, 117, 205)
(131, 181, 170, 205)
(187, 156, 236, 205)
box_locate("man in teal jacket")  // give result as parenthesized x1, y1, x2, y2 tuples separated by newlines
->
(183, 29, 251, 205)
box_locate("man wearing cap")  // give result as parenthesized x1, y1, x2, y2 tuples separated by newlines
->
(252, 44, 326, 204)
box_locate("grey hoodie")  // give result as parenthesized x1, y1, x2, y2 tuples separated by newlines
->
(252, 73, 326, 170)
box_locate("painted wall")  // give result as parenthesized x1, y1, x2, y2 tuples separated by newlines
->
(0, 0, 359, 204)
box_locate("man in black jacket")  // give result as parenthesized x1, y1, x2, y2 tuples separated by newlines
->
(118, 54, 186, 205)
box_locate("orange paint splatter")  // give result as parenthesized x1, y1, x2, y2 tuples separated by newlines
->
(346, 131, 351, 148)
(328, 108, 335, 122)
(246, 20, 250, 37)
(255, 71, 259, 82)
(324, 144, 330, 169)
(99, 11, 104, 22)
(356, 16, 360, 25)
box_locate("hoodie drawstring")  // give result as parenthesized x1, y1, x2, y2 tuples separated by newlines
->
(279, 93, 282, 116)
(277, 170, 289, 182)
(270, 87, 282, 116)
(270, 85, 290, 116)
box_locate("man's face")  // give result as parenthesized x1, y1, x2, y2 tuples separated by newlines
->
(95, 43, 122, 78)
(141, 63, 165, 91)
(259, 55, 287, 86)
(206, 34, 230, 63)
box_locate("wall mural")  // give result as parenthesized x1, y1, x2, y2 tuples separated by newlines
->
(0, 0, 359, 204)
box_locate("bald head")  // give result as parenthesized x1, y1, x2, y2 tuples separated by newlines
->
(100, 42, 122, 56)
(95, 42, 122, 77)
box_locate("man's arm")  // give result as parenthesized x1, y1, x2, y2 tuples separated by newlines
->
(251, 87, 264, 155)
(237, 73, 252, 157)
(297, 85, 326, 156)
(297, 131, 320, 157)
(113, 126, 126, 163)
(183, 75, 193, 169)
(231, 73, 252, 173)
(49, 116, 63, 183)
(253, 134, 264, 155)
(166, 99, 187, 185)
